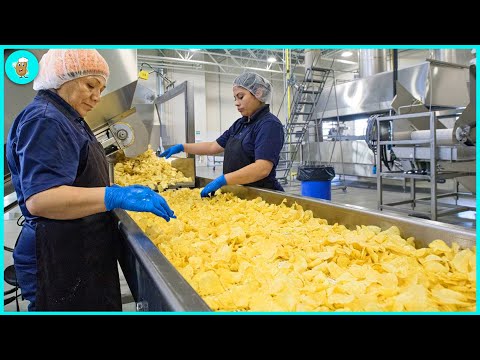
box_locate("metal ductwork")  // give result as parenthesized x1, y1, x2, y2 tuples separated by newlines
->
(431, 49, 476, 67)
(434, 49, 458, 64)
(359, 49, 388, 78)
(314, 60, 470, 120)
(304, 49, 322, 72)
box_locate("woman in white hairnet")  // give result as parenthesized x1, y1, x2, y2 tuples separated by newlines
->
(6, 49, 175, 311)
(161, 72, 285, 197)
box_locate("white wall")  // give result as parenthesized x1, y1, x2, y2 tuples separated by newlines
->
(204, 73, 287, 141)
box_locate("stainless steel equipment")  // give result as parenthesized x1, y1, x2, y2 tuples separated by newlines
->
(302, 60, 473, 178)
(115, 178, 476, 311)
(86, 81, 140, 158)
(376, 111, 476, 221)
(85, 80, 196, 188)
(374, 64, 476, 221)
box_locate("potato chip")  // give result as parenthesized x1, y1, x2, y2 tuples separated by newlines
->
(114, 146, 192, 190)
(451, 249, 474, 274)
(128, 188, 476, 312)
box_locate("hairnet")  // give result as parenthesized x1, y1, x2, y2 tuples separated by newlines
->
(233, 72, 272, 103)
(33, 49, 109, 91)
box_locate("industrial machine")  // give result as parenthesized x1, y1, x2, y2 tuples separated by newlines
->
(295, 59, 475, 222)
(85, 79, 196, 188)
(114, 178, 476, 311)
(302, 60, 475, 179)
(370, 64, 476, 221)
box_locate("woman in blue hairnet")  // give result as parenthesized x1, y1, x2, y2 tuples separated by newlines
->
(6, 49, 175, 311)
(161, 72, 285, 197)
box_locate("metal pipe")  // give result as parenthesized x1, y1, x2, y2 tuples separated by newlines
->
(359, 49, 387, 78)
(393, 49, 398, 97)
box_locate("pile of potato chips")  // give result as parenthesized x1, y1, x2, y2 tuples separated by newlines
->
(114, 147, 192, 190)
(129, 188, 476, 312)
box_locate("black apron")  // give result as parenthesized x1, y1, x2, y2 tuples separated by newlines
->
(223, 119, 282, 191)
(35, 120, 121, 311)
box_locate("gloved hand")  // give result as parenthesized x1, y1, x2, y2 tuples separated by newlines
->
(200, 175, 227, 198)
(159, 144, 184, 159)
(105, 185, 175, 222)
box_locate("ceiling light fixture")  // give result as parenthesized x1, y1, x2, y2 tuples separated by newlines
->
(267, 56, 277, 63)
(341, 51, 353, 57)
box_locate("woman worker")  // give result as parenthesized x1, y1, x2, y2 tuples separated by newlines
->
(6, 49, 175, 311)
(160, 72, 285, 197)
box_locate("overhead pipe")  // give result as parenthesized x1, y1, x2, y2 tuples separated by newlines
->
(286, 49, 291, 124)
(303, 50, 323, 144)
(359, 49, 387, 78)
(392, 49, 398, 97)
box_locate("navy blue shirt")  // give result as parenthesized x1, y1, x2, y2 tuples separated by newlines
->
(216, 105, 284, 181)
(6, 90, 97, 270)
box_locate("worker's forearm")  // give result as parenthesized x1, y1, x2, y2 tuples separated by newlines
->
(224, 161, 272, 185)
(183, 141, 223, 155)
(26, 185, 107, 220)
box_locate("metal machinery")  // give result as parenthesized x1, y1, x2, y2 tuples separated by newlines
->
(85, 79, 196, 188)
(113, 179, 475, 311)
(372, 63, 476, 221)
(302, 60, 474, 177)
(298, 58, 475, 222)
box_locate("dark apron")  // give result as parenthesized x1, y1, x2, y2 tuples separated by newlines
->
(35, 121, 121, 311)
(223, 121, 282, 191)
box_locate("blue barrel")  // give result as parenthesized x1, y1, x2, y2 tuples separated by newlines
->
(301, 180, 332, 200)
(297, 166, 335, 200)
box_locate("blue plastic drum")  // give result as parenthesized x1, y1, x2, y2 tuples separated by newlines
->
(297, 165, 335, 200)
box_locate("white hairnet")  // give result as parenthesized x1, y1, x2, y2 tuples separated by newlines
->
(33, 49, 109, 91)
(233, 72, 272, 103)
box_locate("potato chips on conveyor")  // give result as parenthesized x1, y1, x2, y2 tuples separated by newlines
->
(128, 188, 476, 312)
(114, 146, 192, 191)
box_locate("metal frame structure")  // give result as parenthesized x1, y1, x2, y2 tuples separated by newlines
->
(277, 66, 333, 183)
(376, 111, 475, 221)
(153, 81, 197, 187)
(137, 49, 360, 79)
(154, 80, 196, 146)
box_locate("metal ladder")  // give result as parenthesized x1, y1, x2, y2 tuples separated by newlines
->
(276, 66, 332, 183)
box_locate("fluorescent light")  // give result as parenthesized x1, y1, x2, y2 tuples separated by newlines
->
(189, 49, 201, 52)
(341, 51, 353, 57)
(267, 56, 277, 63)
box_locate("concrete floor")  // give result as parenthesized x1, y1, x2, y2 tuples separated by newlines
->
(4, 165, 476, 312)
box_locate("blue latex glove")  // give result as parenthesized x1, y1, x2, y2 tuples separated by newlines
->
(200, 175, 227, 198)
(105, 185, 175, 222)
(159, 144, 184, 159)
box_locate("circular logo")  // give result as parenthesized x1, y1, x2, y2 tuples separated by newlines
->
(5, 50, 39, 85)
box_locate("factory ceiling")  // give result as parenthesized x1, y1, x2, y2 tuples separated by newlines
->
(137, 49, 361, 79)
(136, 49, 474, 84)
